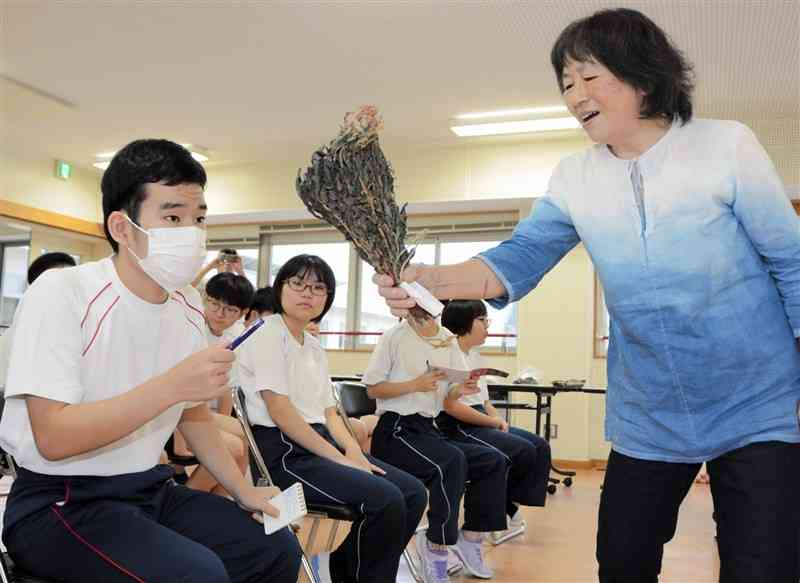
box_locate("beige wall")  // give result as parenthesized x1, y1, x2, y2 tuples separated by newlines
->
(27, 223, 111, 265)
(0, 148, 109, 263)
(510, 245, 610, 461)
(327, 349, 517, 380)
(204, 134, 590, 214)
(0, 149, 102, 223)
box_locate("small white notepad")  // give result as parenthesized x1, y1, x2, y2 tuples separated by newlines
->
(263, 482, 308, 535)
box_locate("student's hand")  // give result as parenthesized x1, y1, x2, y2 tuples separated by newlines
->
(343, 449, 387, 475)
(234, 484, 282, 521)
(220, 256, 245, 276)
(167, 344, 235, 403)
(201, 257, 222, 275)
(414, 370, 447, 393)
(495, 419, 509, 432)
(462, 378, 480, 395)
(449, 379, 481, 399)
(373, 264, 435, 318)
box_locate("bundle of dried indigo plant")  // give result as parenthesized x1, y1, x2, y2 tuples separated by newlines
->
(296, 106, 441, 319)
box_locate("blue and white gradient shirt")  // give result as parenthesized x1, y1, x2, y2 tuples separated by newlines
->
(479, 119, 800, 462)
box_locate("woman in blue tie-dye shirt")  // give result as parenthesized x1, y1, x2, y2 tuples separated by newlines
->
(375, 8, 799, 582)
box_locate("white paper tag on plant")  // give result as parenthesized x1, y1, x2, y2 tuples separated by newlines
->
(399, 281, 444, 317)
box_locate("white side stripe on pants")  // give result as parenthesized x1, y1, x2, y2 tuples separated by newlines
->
(457, 427, 512, 462)
(393, 419, 451, 544)
(279, 432, 368, 580)
(278, 432, 348, 504)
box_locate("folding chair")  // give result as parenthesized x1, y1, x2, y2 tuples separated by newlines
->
(231, 387, 361, 583)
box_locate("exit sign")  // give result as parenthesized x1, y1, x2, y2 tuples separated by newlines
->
(55, 160, 72, 180)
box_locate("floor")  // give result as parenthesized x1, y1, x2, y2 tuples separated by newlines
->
(303, 468, 720, 583)
(0, 469, 721, 582)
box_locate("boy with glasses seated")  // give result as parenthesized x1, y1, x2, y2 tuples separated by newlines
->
(174, 273, 254, 495)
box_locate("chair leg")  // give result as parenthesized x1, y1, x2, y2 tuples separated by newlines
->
(300, 553, 321, 583)
(326, 520, 341, 551)
(305, 516, 321, 555)
(403, 548, 423, 583)
(0, 553, 11, 583)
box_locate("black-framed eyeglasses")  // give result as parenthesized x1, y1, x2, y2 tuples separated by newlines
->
(286, 277, 329, 297)
(205, 297, 242, 318)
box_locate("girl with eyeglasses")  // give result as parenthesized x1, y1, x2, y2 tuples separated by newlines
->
(236, 254, 426, 583)
(439, 299, 551, 545)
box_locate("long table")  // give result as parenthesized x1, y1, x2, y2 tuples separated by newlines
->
(487, 383, 607, 490)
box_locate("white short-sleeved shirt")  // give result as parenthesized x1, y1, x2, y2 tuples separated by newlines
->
(0, 257, 207, 476)
(204, 319, 244, 410)
(237, 315, 335, 427)
(362, 320, 461, 417)
(455, 348, 490, 407)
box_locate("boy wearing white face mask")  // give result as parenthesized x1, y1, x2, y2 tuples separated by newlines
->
(0, 139, 302, 583)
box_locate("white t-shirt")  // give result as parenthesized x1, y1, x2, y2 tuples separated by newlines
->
(362, 320, 461, 417)
(238, 315, 335, 427)
(456, 347, 490, 407)
(204, 319, 244, 410)
(0, 257, 207, 476)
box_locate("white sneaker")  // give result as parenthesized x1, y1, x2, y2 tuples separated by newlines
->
(446, 549, 463, 575)
(451, 531, 494, 579)
(490, 510, 527, 545)
(415, 532, 450, 583)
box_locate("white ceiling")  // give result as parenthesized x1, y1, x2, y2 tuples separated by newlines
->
(1, 0, 798, 170)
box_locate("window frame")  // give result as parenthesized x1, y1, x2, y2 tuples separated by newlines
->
(354, 229, 516, 353)
(215, 224, 520, 353)
(0, 241, 31, 328)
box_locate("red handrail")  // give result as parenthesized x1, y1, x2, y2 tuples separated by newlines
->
(318, 331, 516, 338)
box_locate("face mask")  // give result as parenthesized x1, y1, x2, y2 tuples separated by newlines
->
(125, 215, 207, 292)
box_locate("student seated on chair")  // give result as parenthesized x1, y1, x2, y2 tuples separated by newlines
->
(363, 312, 508, 582)
(440, 299, 551, 544)
(174, 272, 253, 496)
(0, 252, 78, 395)
(0, 139, 301, 583)
(236, 254, 427, 583)
(244, 286, 276, 328)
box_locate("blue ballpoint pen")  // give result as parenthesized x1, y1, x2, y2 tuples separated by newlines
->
(227, 318, 265, 350)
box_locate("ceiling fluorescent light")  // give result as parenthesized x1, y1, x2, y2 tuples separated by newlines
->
(181, 144, 209, 163)
(455, 106, 568, 120)
(451, 116, 580, 137)
(93, 161, 110, 170)
(95, 151, 116, 158)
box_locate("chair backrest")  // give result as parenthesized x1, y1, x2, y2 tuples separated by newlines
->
(231, 387, 273, 487)
(336, 382, 376, 418)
